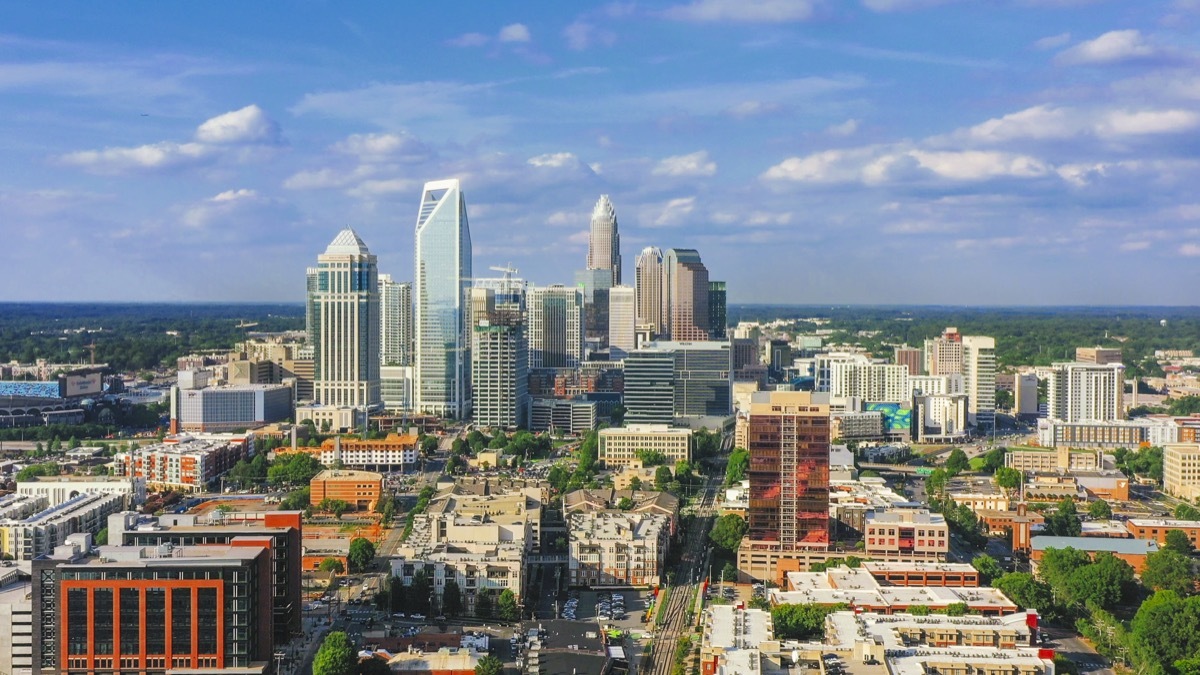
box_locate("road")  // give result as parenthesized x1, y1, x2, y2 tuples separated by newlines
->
(641, 479, 718, 675)
(1042, 625, 1114, 675)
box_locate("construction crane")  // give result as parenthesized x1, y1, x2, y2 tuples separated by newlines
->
(489, 263, 519, 281)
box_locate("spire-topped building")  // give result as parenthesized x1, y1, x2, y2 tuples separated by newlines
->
(587, 194, 621, 285)
(307, 228, 380, 408)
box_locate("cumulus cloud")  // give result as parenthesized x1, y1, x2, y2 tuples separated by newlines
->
(60, 142, 213, 173)
(1095, 109, 1200, 136)
(662, 0, 820, 22)
(649, 197, 697, 227)
(652, 150, 717, 177)
(761, 148, 877, 183)
(182, 188, 269, 229)
(1033, 32, 1071, 50)
(725, 100, 784, 118)
(447, 32, 489, 47)
(909, 150, 1050, 180)
(1057, 30, 1157, 65)
(332, 132, 432, 163)
(211, 188, 257, 202)
(498, 23, 532, 43)
(1180, 243, 1200, 256)
(763, 146, 1050, 184)
(862, 0, 954, 12)
(965, 105, 1078, 142)
(194, 105, 281, 145)
(528, 152, 581, 168)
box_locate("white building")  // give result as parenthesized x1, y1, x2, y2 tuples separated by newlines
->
(17, 475, 146, 508)
(379, 365, 414, 410)
(1165, 443, 1200, 500)
(169, 382, 293, 433)
(608, 285, 637, 359)
(963, 335, 996, 430)
(587, 194, 622, 285)
(414, 178, 473, 418)
(913, 393, 969, 442)
(379, 274, 413, 367)
(823, 355, 910, 404)
(568, 510, 671, 587)
(0, 568, 32, 675)
(909, 373, 965, 397)
(1014, 372, 1039, 416)
(0, 492, 123, 560)
(1046, 361, 1125, 423)
(527, 285, 583, 369)
(598, 424, 693, 469)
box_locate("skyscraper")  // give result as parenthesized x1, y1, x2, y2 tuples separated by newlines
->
(307, 228, 380, 408)
(470, 288, 528, 429)
(634, 246, 664, 336)
(923, 327, 964, 377)
(527, 285, 583, 369)
(746, 390, 831, 548)
(587, 194, 621, 285)
(380, 274, 412, 367)
(662, 248, 710, 341)
(623, 341, 732, 424)
(1046, 361, 1124, 423)
(708, 280, 727, 340)
(608, 285, 636, 359)
(962, 335, 997, 430)
(414, 179, 473, 418)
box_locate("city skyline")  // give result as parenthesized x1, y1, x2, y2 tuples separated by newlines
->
(2, 3, 1200, 305)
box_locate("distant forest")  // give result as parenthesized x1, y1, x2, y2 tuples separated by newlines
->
(1, 303, 1197, 376)
(728, 305, 1200, 376)
(0, 303, 304, 372)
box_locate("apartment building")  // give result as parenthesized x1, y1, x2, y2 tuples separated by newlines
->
(309, 469, 383, 511)
(277, 432, 419, 471)
(114, 434, 252, 492)
(0, 492, 124, 561)
(568, 510, 671, 587)
(1005, 447, 1103, 472)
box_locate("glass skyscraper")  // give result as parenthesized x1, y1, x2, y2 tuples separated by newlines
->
(307, 228, 380, 408)
(414, 179, 472, 418)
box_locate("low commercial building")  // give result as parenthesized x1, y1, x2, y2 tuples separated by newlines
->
(528, 398, 597, 434)
(1035, 417, 1181, 449)
(309, 469, 383, 511)
(612, 465, 661, 492)
(770, 566, 1017, 615)
(831, 411, 885, 441)
(114, 434, 253, 492)
(828, 478, 916, 540)
(597, 424, 693, 469)
(0, 492, 124, 560)
(949, 492, 1010, 514)
(1030, 535, 1159, 573)
(700, 604, 776, 675)
(857, 561, 981, 587)
(568, 510, 671, 587)
(386, 647, 481, 674)
(17, 474, 146, 508)
(863, 510, 949, 561)
(1164, 443, 1200, 500)
(1124, 518, 1200, 549)
(1005, 447, 1103, 473)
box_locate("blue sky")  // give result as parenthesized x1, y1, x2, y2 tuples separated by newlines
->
(2, 1, 1199, 304)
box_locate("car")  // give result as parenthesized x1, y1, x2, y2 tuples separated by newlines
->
(435, 615, 446, 621)
(410, 613, 426, 620)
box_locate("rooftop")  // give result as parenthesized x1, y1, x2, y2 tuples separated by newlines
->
(323, 228, 370, 256)
(772, 567, 1016, 612)
(1031, 535, 1158, 555)
(1127, 518, 1200, 529)
(312, 469, 383, 482)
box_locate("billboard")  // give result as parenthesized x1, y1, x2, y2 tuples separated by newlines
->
(63, 371, 104, 398)
(864, 402, 912, 432)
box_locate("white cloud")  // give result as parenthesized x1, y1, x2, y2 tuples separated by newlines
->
(332, 132, 431, 162)
(563, 21, 616, 50)
(212, 188, 257, 202)
(662, 0, 820, 22)
(566, 230, 591, 245)
(1119, 241, 1151, 251)
(652, 150, 717, 177)
(1057, 30, 1156, 66)
(881, 220, 964, 234)
(764, 146, 1051, 184)
(1095, 109, 1200, 136)
(283, 166, 374, 191)
(1033, 32, 1071, 50)
(527, 152, 580, 168)
(182, 188, 267, 229)
(1180, 243, 1200, 256)
(909, 150, 1050, 180)
(546, 210, 580, 226)
(762, 148, 876, 183)
(862, 0, 954, 11)
(966, 105, 1078, 142)
(498, 23, 532, 43)
(650, 197, 697, 227)
(826, 119, 859, 136)
(448, 32, 489, 47)
(60, 141, 213, 173)
(195, 105, 281, 145)
(726, 100, 784, 118)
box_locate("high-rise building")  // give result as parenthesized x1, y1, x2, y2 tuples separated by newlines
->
(307, 228, 381, 408)
(586, 194, 621, 285)
(924, 327, 964, 377)
(414, 179, 473, 418)
(746, 390, 831, 548)
(622, 349, 676, 425)
(1046, 362, 1125, 423)
(527, 285, 583, 369)
(662, 248, 710, 341)
(963, 336, 996, 430)
(825, 357, 910, 404)
(575, 268, 613, 351)
(894, 345, 923, 376)
(1014, 372, 1039, 416)
(470, 288, 528, 429)
(634, 246, 664, 335)
(380, 274, 413, 367)
(708, 280, 727, 340)
(608, 285, 636, 359)
(623, 341, 732, 424)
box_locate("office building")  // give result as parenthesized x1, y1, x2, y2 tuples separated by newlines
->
(379, 364, 414, 410)
(598, 425, 693, 469)
(575, 268, 612, 353)
(661, 248, 710, 341)
(309, 469, 383, 511)
(470, 291, 528, 429)
(1014, 372, 1039, 416)
(771, 564, 1017, 614)
(114, 434, 252, 493)
(587, 194, 621, 285)
(745, 391, 831, 550)
(863, 509, 949, 561)
(169, 383, 293, 433)
(527, 285, 583, 369)
(527, 398, 596, 434)
(1164, 443, 1200, 500)
(893, 345, 922, 375)
(708, 281, 727, 340)
(307, 228, 381, 409)
(1046, 361, 1125, 423)
(622, 349, 676, 425)
(623, 341, 732, 424)
(1077, 346, 1123, 365)
(608, 285, 636, 358)
(32, 539, 275, 675)
(107, 510, 303, 644)
(634, 246, 664, 336)
(0, 492, 124, 561)
(963, 335, 996, 430)
(1005, 447, 1103, 472)
(923, 327, 964, 376)
(732, 338, 759, 372)
(414, 179, 473, 418)
(380, 274, 413, 367)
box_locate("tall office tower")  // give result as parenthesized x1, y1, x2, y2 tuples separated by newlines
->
(732, 338, 760, 371)
(380, 274, 413, 367)
(470, 288, 528, 429)
(746, 390, 831, 548)
(608, 285, 637, 359)
(308, 228, 380, 408)
(587, 194, 621, 285)
(414, 179, 473, 418)
(623, 349, 676, 425)
(576, 268, 613, 350)
(527, 285, 583, 369)
(634, 246, 664, 335)
(708, 281, 727, 340)
(1046, 362, 1125, 423)
(894, 345, 923, 375)
(662, 248, 710, 341)
(962, 335, 997, 430)
(924, 327, 964, 377)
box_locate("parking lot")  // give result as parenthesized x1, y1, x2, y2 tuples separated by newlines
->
(560, 588, 655, 629)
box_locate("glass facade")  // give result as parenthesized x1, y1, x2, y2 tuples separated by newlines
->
(747, 393, 831, 548)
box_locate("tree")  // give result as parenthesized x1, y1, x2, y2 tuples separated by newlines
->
(319, 557, 346, 574)
(972, 554, 1003, 585)
(942, 602, 968, 616)
(475, 589, 493, 618)
(280, 487, 311, 511)
(268, 453, 324, 485)
(475, 655, 504, 675)
(617, 497, 634, 511)
(68, 435, 81, 449)
(980, 447, 1007, 473)
(1130, 591, 1200, 674)
(628, 476, 643, 491)
(1166, 529, 1196, 556)
(908, 605, 931, 616)
(995, 389, 1014, 411)
(1141, 549, 1196, 596)
(635, 449, 668, 466)
(725, 448, 750, 486)
(709, 514, 748, 554)
(347, 537, 376, 573)
(926, 468, 949, 500)
(357, 657, 391, 675)
(388, 576, 408, 613)
(722, 562, 738, 582)
(488, 432, 507, 450)
(313, 631, 356, 675)
(772, 603, 849, 640)
(995, 467, 1023, 492)
(410, 569, 433, 614)
(945, 448, 969, 476)
(442, 579, 463, 617)
(94, 527, 108, 546)
(1088, 499, 1113, 520)
(994, 573, 1054, 614)
(319, 499, 351, 518)
(497, 588, 519, 621)
(421, 436, 440, 454)
(654, 465, 673, 491)
(1045, 498, 1082, 537)
(1064, 552, 1133, 610)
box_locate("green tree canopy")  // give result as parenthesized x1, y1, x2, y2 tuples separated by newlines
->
(617, 497, 634, 511)
(725, 448, 749, 486)
(1166, 529, 1196, 556)
(654, 465, 673, 490)
(268, 452, 324, 485)
(722, 562, 738, 582)
(1088, 499, 1113, 520)
(1130, 590, 1200, 675)
(1045, 498, 1082, 537)
(347, 537, 376, 573)
(709, 514, 748, 554)
(497, 588, 519, 621)
(313, 631, 356, 675)
(1141, 549, 1196, 596)
(944, 448, 969, 475)
(442, 579, 463, 617)
(771, 603, 849, 640)
(971, 554, 1003, 585)
(995, 466, 1023, 491)
(635, 449, 668, 466)
(357, 657, 391, 675)
(319, 557, 345, 574)
(475, 655, 504, 675)
(994, 572, 1054, 614)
